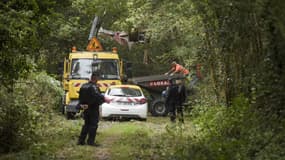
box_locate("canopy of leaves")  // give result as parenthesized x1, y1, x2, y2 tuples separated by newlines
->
(0, 0, 284, 158)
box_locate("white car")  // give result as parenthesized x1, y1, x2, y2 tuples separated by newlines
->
(100, 85, 148, 120)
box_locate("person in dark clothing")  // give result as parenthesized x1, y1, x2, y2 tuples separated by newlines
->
(77, 72, 104, 146)
(165, 78, 187, 123)
(165, 78, 179, 122)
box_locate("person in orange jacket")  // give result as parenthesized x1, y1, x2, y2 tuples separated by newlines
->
(164, 61, 189, 76)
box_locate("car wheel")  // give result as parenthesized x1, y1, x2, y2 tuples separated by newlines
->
(151, 98, 168, 116)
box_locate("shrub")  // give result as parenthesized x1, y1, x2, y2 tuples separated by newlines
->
(0, 72, 64, 153)
(0, 88, 36, 153)
(190, 96, 285, 159)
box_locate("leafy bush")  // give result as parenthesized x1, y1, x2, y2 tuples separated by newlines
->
(0, 88, 36, 153)
(0, 72, 63, 153)
(190, 96, 285, 160)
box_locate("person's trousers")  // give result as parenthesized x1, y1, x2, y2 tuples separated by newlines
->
(177, 105, 184, 123)
(168, 103, 184, 123)
(168, 102, 176, 122)
(78, 109, 99, 145)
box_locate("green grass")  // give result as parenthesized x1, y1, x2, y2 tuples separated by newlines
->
(0, 114, 195, 160)
(104, 122, 152, 160)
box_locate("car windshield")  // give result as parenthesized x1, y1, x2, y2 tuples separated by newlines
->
(108, 87, 142, 97)
(71, 59, 120, 80)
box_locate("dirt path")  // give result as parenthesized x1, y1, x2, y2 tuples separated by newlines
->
(93, 136, 118, 160)
(92, 118, 168, 160)
(92, 121, 119, 160)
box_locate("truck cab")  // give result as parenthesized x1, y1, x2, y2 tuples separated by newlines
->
(62, 49, 122, 119)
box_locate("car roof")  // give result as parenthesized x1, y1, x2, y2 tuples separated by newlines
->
(108, 84, 142, 90)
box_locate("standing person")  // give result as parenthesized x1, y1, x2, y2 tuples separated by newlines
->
(165, 78, 179, 122)
(77, 72, 104, 146)
(164, 61, 189, 76)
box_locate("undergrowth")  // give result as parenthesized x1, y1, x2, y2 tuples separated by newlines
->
(113, 96, 285, 160)
(0, 72, 64, 154)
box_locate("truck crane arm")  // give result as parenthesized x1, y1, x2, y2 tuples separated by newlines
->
(86, 16, 103, 51)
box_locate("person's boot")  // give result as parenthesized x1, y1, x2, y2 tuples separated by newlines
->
(170, 115, 176, 122)
(77, 125, 88, 145)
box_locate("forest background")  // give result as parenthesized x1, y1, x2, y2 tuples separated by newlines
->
(0, 0, 284, 159)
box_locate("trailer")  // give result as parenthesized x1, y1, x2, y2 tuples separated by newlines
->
(128, 74, 185, 116)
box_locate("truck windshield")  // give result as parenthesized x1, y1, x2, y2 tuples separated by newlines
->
(71, 59, 120, 80)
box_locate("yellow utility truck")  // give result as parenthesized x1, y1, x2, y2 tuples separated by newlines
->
(61, 16, 128, 119)
(62, 46, 124, 119)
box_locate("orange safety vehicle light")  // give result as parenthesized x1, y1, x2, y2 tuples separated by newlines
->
(72, 46, 77, 52)
(112, 47, 118, 53)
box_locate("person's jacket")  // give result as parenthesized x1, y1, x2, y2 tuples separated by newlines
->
(79, 82, 104, 108)
(165, 84, 179, 104)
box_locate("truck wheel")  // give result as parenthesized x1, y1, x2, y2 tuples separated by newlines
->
(66, 112, 75, 120)
(151, 99, 168, 116)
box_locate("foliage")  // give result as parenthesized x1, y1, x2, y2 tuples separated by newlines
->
(0, 1, 36, 89)
(0, 72, 63, 153)
(0, 114, 82, 160)
(190, 96, 285, 159)
(0, 88, 36, 153)
(117, 0, 284, 113)
(1, 0, 283, 108)
(191, 0, 285, 109)
(0, 0, 284, 159)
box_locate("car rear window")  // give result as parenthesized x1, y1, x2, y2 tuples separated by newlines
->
(108, 87, 142, 97)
